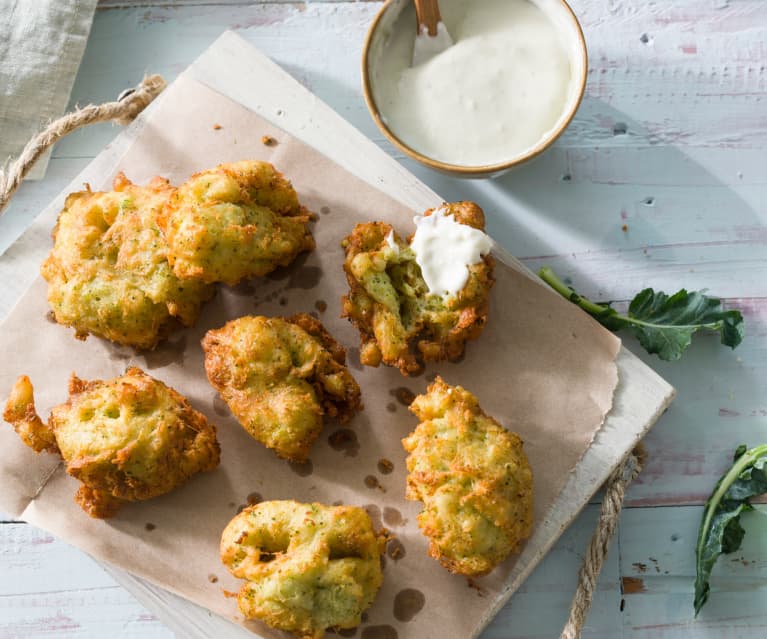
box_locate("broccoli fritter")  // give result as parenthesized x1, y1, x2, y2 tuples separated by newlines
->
(402, 377, 533, 576)
(41, 173, 214, 349)
(159, 160, 315, 286)
(202, 314, 362, 462)
(220, 500, 386, 639)
(3, 367, 220, 518)
(341, 202, 494, 376)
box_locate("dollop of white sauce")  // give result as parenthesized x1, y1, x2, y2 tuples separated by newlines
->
(412, 22, 454, 67)
(410, 208, 493, 297)
(372, 0, 575, 166)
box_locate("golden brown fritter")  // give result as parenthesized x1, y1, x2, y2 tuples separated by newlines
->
(41, 173, 214, 349)
(220, 500, 386, 639)
(159, 160, 315, 286)
(3, 367, 220, 518)
(202, 314, 362, 462)
(402, 377, 533, 576)
(341, 201, 494, 376)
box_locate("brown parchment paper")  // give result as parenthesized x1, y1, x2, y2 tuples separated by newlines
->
(0, 75, 620, 639)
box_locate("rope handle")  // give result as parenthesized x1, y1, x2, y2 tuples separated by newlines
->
(560, 445, 645, 639)
(0, 74, 167, 214)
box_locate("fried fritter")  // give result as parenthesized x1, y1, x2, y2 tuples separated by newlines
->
(3, 367, 220, 518)
(41, 173, 214, 349)
(402, 377, 533, 576)
(220, 500, 386, 639)
(341, 202, 494, 376)
(159, 160, 315, 286)
(202, 314, 362, 462)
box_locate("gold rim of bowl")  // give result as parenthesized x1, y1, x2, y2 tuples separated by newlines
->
(361, 0, 589, 177)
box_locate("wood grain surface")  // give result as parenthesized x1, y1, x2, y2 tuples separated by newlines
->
(1, 0, 766, 637)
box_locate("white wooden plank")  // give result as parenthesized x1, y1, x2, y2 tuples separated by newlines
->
(0, 525, 170, 638)
(57, 1, 767, 160)
(619, 505, 767, 637)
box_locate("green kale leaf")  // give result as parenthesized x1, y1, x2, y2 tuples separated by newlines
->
(538, 267, 744, 361)
(694, 444, 767, 615)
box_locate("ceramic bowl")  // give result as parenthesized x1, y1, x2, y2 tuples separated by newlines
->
(361, 0, 588, 178)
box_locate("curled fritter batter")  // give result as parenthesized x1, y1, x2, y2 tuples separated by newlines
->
(341, 202, 494, 376)
(41, 173, 214, 349)
(402, 377, 533, 576)
(221, 500, 386, 639)
(159, 160, 315, 286)
(202, 314, 362, 462)
(3, 367, 220, 518)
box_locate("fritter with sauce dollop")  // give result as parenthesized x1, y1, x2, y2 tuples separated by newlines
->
(220, 500, 386, 639)
(402, 377, 533, 575)
(202, 314, 362, 461)
(341, 201, 493, 376)
(159, 160, 315, 286)
(41, 173, 214, 349)
(3, 367, 220, 518)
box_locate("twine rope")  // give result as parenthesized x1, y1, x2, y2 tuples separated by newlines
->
(0, 74, 167, 214)
(560, 445, 645, 639)
(0, 75, 644, 639)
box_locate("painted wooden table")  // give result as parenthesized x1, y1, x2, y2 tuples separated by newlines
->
(1, 1, 766, 637)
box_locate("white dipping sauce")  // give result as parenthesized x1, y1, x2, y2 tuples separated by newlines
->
(372, 0, 575, 166)
(411, 208, 493, 297)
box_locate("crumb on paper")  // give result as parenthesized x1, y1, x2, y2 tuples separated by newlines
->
(377, 458, 394, 474)
(622, 224, 629, 232)
(213, 123, 222, 130)
(386, 537, 405, 561)
(390, 387, 415, 407)
(262, 135, 277, 146)
(208, 574, 219, 583)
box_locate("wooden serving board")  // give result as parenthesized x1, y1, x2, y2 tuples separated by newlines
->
(0, 32, 674, 638)
(98, 32, 673, 637)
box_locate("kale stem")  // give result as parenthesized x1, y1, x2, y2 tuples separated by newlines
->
(694, 444, 767, 614)
(697, 445, 767, 555)
(537, 267, 609, 317)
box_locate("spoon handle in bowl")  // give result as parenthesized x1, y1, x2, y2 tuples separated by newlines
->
(413, 0, 442, 36)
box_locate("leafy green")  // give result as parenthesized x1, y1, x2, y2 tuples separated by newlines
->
(694, 445, 767, 615)
(538, 267, 744, 361)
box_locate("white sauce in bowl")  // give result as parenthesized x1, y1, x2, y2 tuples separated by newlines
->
(411, 208, 493, 297)
(371, 0, 578, 167)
